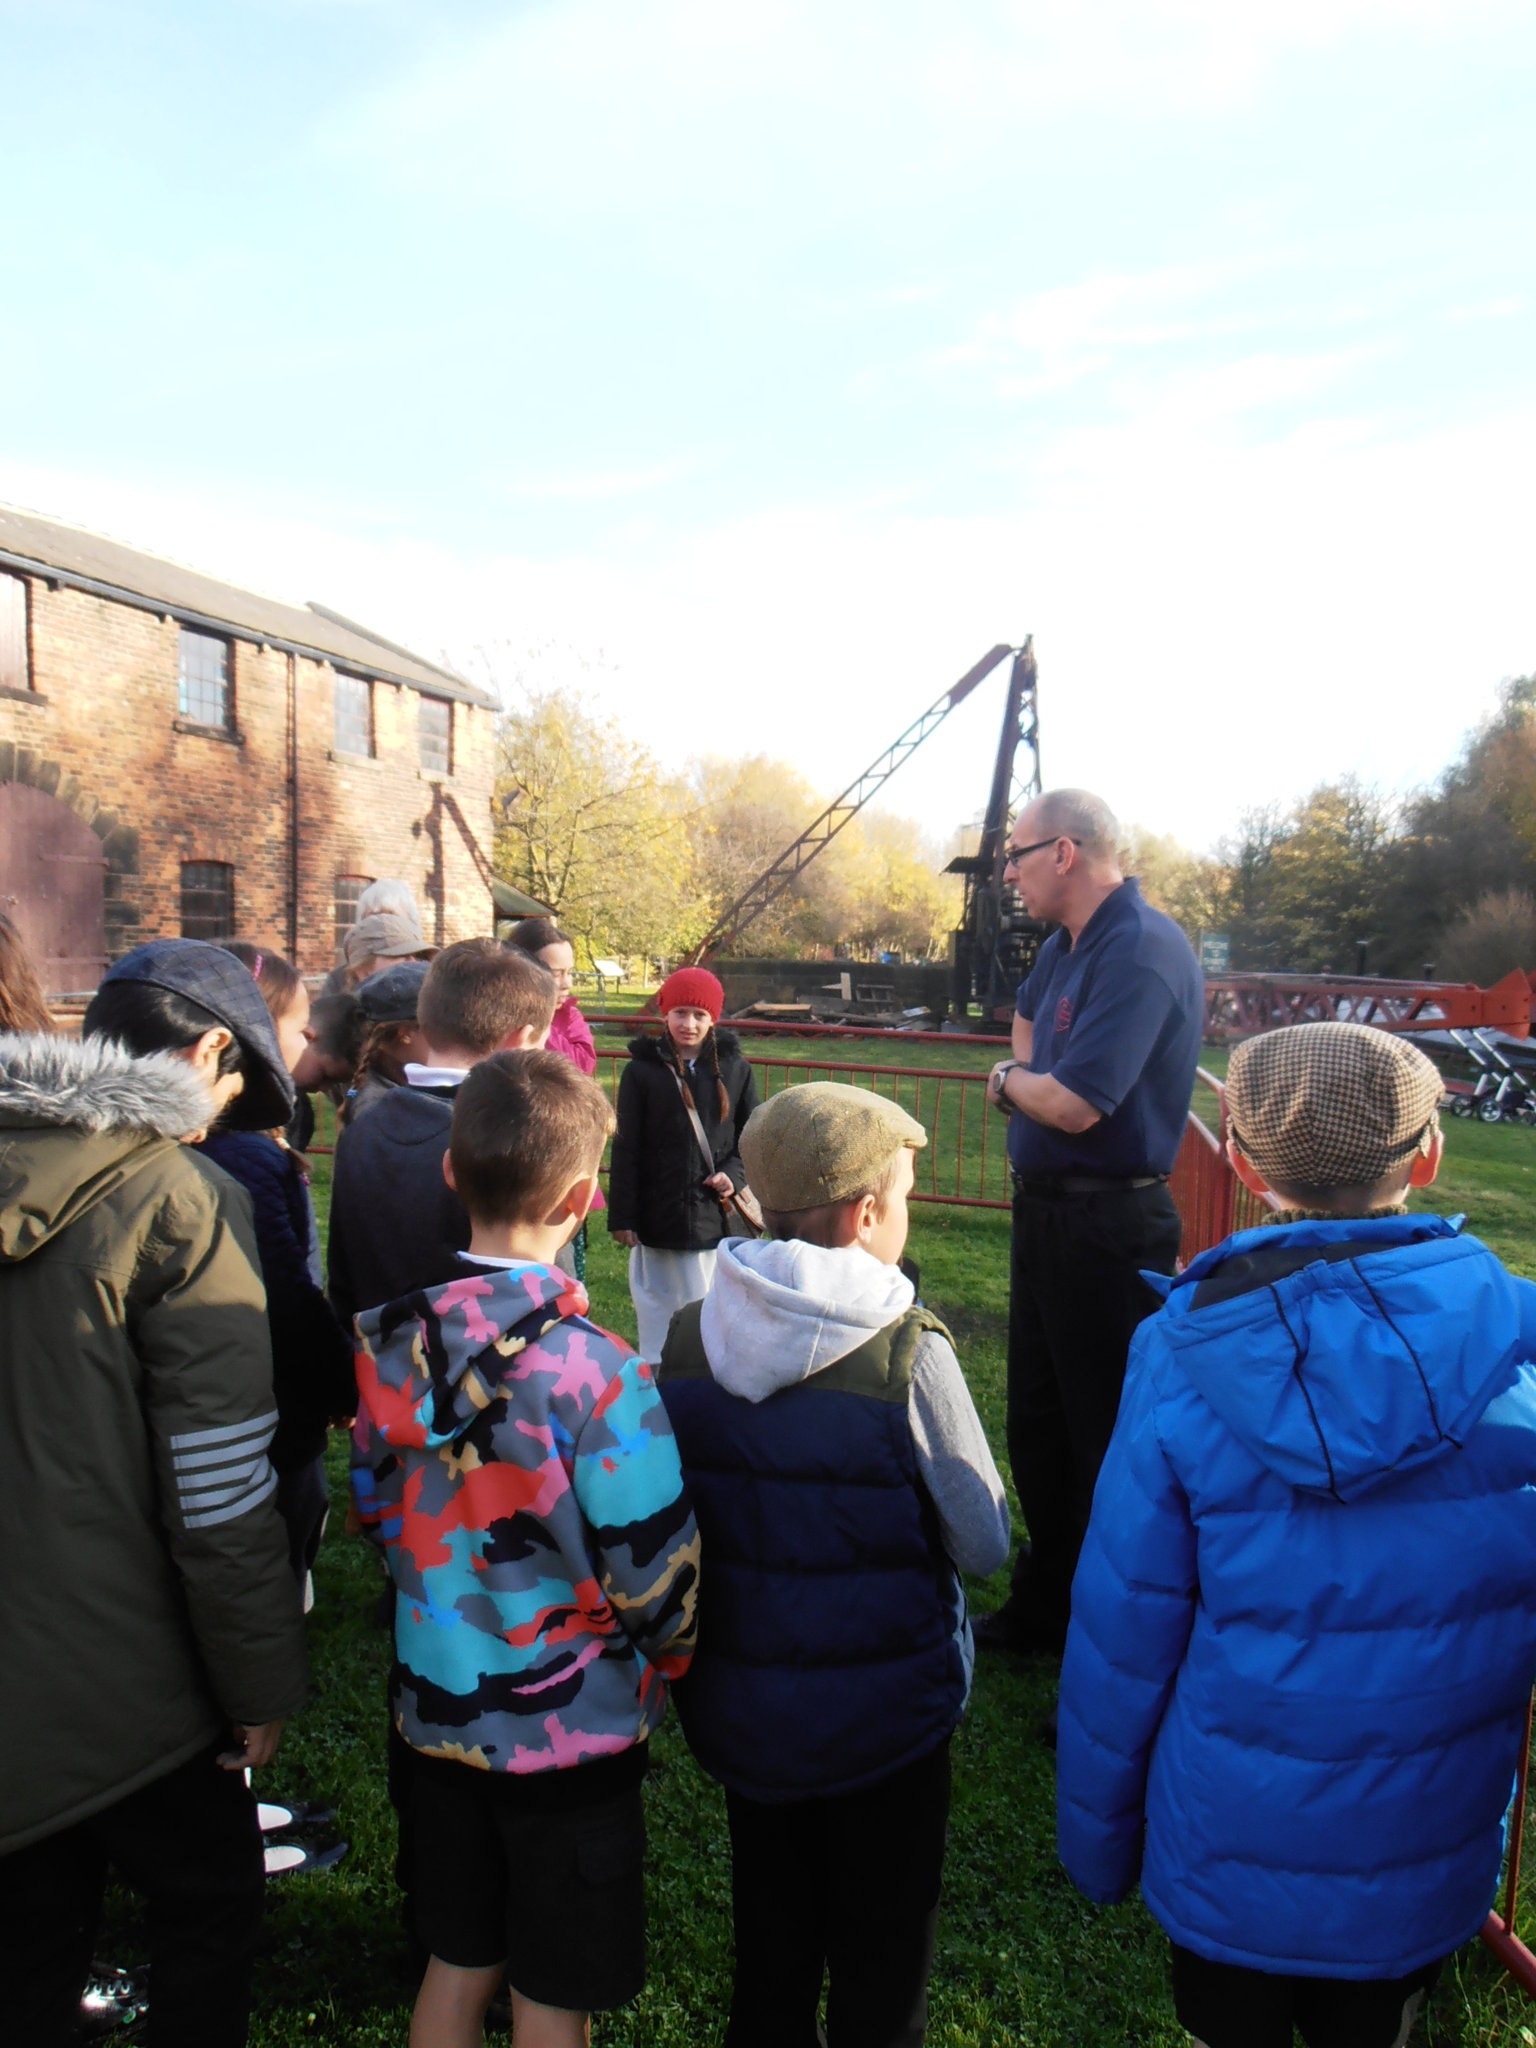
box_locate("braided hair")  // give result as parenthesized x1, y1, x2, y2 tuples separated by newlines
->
(659, 1024, 731, 1121)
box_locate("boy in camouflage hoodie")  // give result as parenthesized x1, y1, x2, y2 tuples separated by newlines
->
(354, 1050, 699, 2048)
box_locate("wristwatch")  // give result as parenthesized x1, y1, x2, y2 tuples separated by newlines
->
(991, 1060, 1023, 1094)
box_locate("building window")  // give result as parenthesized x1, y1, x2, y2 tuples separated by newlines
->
(178, 628, 231, 728)
(181, 861, 235, 941)
(334, 873, 373, 949)
(0, 572, 29, 691)
(334, 674, 373, 757)
(418, 695, 452, 775)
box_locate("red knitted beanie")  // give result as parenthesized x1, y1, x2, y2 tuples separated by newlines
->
(656, 966, 725, 1020)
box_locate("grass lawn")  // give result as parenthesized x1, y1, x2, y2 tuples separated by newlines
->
(105, 1037, 1536, 2045)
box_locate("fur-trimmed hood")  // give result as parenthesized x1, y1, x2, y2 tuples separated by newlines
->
(0, 1032, 217, 1264)
(0, 1032, 215, 1138)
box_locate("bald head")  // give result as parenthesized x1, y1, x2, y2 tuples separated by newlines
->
(1027, 789, 1122, 863)
(1005, 787, 1126, 938)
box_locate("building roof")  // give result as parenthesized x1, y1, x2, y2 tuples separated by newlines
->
(0, 504, 497, 709)
(492, 878, 556, 920)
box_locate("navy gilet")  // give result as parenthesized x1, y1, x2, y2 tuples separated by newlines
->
(657, 1301, 967, 1803)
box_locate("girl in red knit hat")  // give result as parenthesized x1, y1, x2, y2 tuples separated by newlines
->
(608, 967, 759, 1358)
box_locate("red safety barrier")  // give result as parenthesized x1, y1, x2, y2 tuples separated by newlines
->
(305, 1034, 1259, 1233)
(1172, 1069, 1278, 1261)
(1482, 1698, 1536, 1991)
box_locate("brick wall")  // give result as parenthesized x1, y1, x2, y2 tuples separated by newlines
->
(0, 573, 496, 980)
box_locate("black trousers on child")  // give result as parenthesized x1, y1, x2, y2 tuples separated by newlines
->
(1171, 1944, 1443, 2048)
(0, 1743, 264, 2048)
(722, 1739, 951, 2048)
(1005, 1180, 1181, 1640)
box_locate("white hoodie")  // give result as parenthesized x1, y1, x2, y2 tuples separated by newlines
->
(699, 1237, 1010, 1578)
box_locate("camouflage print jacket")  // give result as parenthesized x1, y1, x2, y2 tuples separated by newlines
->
(0, 1033, 307, 1855)
(354, 1262, 699, 1774)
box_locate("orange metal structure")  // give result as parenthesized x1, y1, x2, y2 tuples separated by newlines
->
(1203, 969, 1533, 1042)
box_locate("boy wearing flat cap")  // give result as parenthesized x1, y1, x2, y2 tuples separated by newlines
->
(657, 1082, 1009, 2048)
(1057, 1022, 1536, 2048)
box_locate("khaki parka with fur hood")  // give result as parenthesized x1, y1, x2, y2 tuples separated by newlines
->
(0, 1032, 307, 1854)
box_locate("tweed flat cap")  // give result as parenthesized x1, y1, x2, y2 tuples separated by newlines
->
(96, 938, 295, 1132)
(1226, 1023, 1443, 1192)
(345, 909, 427, 970)
(740, 1081, 927, 1212)
(356, 959, 429, 1024)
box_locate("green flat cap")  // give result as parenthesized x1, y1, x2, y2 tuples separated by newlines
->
(740, 1081, 927, 1212)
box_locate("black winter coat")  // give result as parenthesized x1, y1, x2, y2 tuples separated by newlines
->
(608, 1030, 758, 1251)
(201, 1129, 356, 1469)
(327, 1083, 468, 1329)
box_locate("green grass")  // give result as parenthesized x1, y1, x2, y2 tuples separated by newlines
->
(105, 1038, 1536, 2044)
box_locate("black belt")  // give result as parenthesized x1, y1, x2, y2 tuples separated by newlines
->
(1010, 1171, 1167, 1197)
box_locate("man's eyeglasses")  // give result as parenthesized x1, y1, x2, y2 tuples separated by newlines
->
(1004, 835, 1081, 866)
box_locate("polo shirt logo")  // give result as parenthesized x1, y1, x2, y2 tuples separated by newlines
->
(1055, 995, 1073, 1034)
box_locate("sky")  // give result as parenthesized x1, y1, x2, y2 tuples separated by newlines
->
(2, 0, 1533, 855)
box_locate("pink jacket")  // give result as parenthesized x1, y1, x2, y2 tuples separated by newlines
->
(548, 997, 596, 1075)
(548, 998, 604, 1207)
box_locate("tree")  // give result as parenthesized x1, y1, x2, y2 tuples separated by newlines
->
(1124, 827, 1228, 945)
(685, 756, 960, 959)
(686, 755, 829, 954)
(1384, 676, 1536, 974)
(1218, 782, 1400, 972)
(1435, 888, 1536, 986)
(486, 654, 699, 962)
(839, 811, 961, 960)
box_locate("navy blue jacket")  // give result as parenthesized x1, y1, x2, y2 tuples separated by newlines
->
(201, 1130, 354, 1469)
(1011, 877, 1202, 1179)
(327, 1082, 467, 1328)
(658, 1301, 968, 1803)
(1057, 1212, 1536, 1978)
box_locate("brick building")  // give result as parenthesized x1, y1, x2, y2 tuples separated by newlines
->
(0, 507, 498, 992)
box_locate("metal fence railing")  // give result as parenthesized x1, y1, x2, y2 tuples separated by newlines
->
(307, 1040, 1266, 1230)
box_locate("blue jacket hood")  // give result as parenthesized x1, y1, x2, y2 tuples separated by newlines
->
(1148, 1214, 1534, 1501)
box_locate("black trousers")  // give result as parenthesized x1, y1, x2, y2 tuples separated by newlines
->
(0, 1744, 265, 2048)
(1171, 1944, 1443, 2048)
(1006, 1180, 1182, 1635)
(722, 1741, 952, 2048)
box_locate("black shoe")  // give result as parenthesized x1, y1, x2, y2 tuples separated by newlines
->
(972, 1604, 1066, 1657)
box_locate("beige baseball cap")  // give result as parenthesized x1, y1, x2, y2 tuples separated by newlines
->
(740, 1082, 927, 1211)
(345, 908, 427, 970)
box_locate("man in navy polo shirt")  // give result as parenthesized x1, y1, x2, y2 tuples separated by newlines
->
(974, 788, 1202, 1658)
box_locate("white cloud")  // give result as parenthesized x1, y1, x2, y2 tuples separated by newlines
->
(14, 372, 1530, 868)
(317, 0, 1519, 229)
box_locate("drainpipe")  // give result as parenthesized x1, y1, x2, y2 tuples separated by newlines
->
(287, 653, 299, 958)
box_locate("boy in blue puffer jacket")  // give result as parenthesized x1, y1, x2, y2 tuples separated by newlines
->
(1057, 1021, 1536, 2048)
(658, 1083, 1010, 2048)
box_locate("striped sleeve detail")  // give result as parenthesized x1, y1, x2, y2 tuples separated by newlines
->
(170, 1410, 280, 1530)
